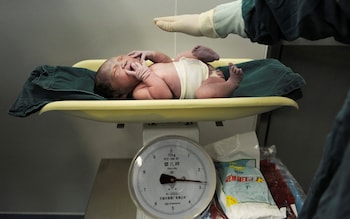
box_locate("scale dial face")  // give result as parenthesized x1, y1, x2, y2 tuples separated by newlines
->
(128, 136, 216, 219)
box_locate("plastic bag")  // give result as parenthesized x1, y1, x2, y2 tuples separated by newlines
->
(204, 131, 260, 167)
(215, 161, 284, 219)
(205, 132, 283, 219)
(260, 145, 306, 218)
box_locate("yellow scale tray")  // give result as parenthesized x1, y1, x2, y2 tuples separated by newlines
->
(39, 58, 298, 123)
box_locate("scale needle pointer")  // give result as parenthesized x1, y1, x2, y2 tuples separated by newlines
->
(160, 173, 207, 184)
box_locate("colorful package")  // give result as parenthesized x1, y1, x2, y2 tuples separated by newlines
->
(215, 160, 284, 219)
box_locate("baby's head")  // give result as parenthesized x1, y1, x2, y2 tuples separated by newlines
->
(94, 55, 139, 99)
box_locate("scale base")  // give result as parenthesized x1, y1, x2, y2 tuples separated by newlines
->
(85, 159, 136, 219)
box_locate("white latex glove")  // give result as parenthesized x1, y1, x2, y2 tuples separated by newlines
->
(153, 9, 219, 38)
(154, 1, 246, 38)
(154, 14, 202, 36)
(125, 61, 152, 81)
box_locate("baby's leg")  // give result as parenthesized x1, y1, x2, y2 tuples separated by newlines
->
(195, 63, 243, 98)
(227, 63, 243, 86)
(192, 45, 220, 63)
(174, 50, 196, 61)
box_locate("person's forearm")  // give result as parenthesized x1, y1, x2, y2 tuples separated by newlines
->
(154, 0, 246, 39)
(213, 1, 246, 38)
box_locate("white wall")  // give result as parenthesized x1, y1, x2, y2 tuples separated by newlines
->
(0, 0, 266, 214)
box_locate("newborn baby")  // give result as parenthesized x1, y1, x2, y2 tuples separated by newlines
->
(94, 45, 243, 99)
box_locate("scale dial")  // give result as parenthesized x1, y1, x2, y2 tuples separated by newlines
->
(128, 136, 216, 219)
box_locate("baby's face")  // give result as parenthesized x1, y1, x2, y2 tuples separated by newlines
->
(114, 55, 139, 72)
(110, 55, 140, 98)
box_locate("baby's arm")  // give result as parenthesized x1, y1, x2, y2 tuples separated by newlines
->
(125, 61, 173, 99)
(128, 51, 172, 63)
(195, 63, 243, 98)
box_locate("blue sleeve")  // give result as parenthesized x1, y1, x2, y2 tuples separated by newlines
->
(213, 1, 246, 38)
(242, 0, 350, 45)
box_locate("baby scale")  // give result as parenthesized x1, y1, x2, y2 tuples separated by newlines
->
(40, 58, 298, 218)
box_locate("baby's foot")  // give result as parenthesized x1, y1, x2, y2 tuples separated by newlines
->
(192, 45, 220, 63)
(229, 63, 243, 86)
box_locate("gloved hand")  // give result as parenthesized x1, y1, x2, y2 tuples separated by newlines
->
(154, 1, 246, 39)
(125, 61, 152, 81)
(153, 14, 202, 36)
(128, 50, 154, 61)
(153, 9, 219, 38)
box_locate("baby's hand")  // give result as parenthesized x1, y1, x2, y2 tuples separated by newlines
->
(128, 50, 154, 61)
(125, 61, 152, 81)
